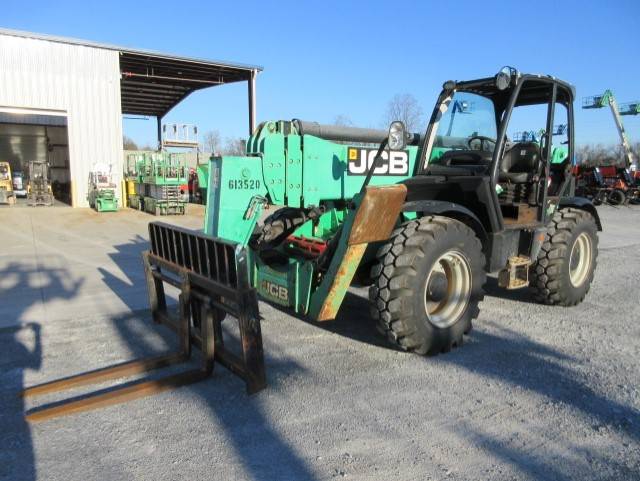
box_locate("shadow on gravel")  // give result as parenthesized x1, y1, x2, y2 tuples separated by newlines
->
(452, 418, 638, 481)
(97, 238, 321, 481)
(442, 325, 640, 478)
(289, 286, 639, 478)
(0, 261, 83, 481)
(482, 276, 539, 304)
(445, 325, 639, 441)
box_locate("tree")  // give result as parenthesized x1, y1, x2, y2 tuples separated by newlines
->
(575, 140, 640, 167)
(383, 93, 424, 132)
(201, 129, 221, 154)
(123, 135, 138, 150)
(333, 115, 353, 127)
(223, 137, 246, 156)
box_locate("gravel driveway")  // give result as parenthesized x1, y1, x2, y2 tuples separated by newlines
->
(1, 204, 638, 481)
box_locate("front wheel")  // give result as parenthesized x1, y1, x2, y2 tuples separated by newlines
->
(531, 208, 598, 306)
(369, 216, 486, 355)
(608, 189, 626, 205)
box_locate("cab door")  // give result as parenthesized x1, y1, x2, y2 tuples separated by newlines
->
(494, 80, 556, 226)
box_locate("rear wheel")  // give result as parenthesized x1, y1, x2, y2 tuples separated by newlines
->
(531, 208, 598, 306)
(369, 216, 486, 355)
(608, 189, 626, 205)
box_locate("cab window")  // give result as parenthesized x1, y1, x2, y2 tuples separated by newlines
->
(430, 92, 497, 163)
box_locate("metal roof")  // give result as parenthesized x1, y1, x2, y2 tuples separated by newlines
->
(0, 28, 263, 118)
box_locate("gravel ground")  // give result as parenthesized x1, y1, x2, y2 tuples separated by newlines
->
(1, 204, 638, 481)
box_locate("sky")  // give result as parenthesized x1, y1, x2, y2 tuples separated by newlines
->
(3, 0, 639, 148)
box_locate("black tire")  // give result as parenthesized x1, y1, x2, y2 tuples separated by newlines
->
(251, 207, 308, 250)
(369, 216, 486, 355)
(531, 208, 598, 306)
(608, 189, 626, 205)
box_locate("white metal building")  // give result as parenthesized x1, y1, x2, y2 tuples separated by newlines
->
(0, 28, 261, 207)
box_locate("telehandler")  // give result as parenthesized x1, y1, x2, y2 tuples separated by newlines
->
(198, 67, 600, 354)
(24, 68, 601, 422)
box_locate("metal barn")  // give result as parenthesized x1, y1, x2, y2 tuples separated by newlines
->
(0, 28, 261, 207)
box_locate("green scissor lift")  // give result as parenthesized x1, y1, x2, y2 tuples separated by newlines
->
(126, 152, 187, 215)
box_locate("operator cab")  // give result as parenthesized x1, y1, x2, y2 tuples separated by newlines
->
(406, 67, 576, 230)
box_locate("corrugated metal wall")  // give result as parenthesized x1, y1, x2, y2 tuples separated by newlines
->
(0, 34, 123, 207)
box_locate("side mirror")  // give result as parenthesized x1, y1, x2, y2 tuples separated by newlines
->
(388, 121, 407, 150)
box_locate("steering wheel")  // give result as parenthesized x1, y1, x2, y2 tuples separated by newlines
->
(467, 135, 496, 151)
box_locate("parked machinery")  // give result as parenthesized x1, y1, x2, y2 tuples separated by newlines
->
(12, 169, 27, 198)
(200, 69, 600, 358)
(574, 165, 639, 206)
(581, 90, 639, 203)
(195, 162, 209, 204)
(24, 68, 603, 421)
(87, 163, 119, 212)
(0, 161, 16, 205)
(27, 160, 54, 207)
(126, 152, 187, 215)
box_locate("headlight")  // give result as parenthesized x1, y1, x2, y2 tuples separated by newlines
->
(495, 66, 518, 90)
(495, 71, 511, 90)
(388, 121, 407, 150)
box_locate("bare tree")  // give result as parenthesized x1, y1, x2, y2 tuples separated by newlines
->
(201, 130, 221, 154)
(333, 115, 353, 127)
(576, 143, 621, 166)
(223, 137, 246, 156)
(123, 135, 138, 150)
(383, 93, 424, 132)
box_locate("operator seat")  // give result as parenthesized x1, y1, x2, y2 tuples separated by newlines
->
(499, 142, 540, 183)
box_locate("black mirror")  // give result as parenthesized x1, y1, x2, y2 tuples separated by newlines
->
(388, 121, 407, 150)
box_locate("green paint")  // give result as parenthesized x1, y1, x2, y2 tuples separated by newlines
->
(141, 152, 188, 186)
(203, 121, 418, 319)
(95, 193, 118, 212)
(203, 155, 268, 242)
(307, 192, 364, 319)
(252, 254, 314, 314)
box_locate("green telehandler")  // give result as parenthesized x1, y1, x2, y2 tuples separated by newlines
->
(195, 68, 600, 339)
(24, 68, 602, 422)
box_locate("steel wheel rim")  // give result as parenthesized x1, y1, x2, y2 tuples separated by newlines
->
(424, 250, 472, 329)
(569, 232, 592, 287)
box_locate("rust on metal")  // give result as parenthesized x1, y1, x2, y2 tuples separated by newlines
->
(21, 353, 186, 398)
(316, 243, 367, 321)
(26, 370, 210, 423)
(349, 184, 407, 245)
(314, 184, 407, 321)
(502, 204, 539, 225)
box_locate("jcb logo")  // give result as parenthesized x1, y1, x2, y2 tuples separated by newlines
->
(260, 280, 288, 302)
(347, 147, 409, 176)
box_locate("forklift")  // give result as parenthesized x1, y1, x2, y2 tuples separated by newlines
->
(23, 68, 602, 422)
(87, 163, 119, 212)
(27, 160, 54, 207)
(0, 161, 17, 205)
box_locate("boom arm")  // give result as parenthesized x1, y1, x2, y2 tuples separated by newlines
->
(584, 90, 638, 169)
(606, 94, 637, 169)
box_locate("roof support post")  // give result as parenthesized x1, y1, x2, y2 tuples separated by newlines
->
(157, 116, 162, 150)
(248, 69, 257, 135)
